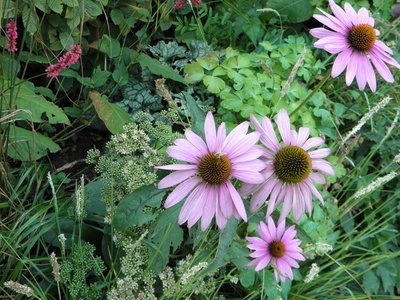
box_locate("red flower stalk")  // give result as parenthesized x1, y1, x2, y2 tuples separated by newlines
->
(45, 45, 82, 78)
(6, 19, 18, 52)
(172, 0, 202, 10)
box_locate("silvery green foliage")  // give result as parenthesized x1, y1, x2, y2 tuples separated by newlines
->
(117, 40, 214, 120)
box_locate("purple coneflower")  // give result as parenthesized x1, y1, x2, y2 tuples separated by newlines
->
(156, 111, 266, 230)
(310, 0, 400, 92)
(240, 109, 334, 223)
(6, 19, 18, 52)
(45, 45, 82, 78)
(247, 216, 305, 282)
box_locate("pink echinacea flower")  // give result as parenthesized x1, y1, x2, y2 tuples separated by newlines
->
(6, 19, 18, 52)
(45, 45, 82, 78)
(156, 111, 266, 230)
(310, 0, 400, 92)
(240, 109, 335, 223)
(247, 216, 305, 282)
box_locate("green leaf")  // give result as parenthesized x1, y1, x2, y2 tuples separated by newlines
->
(6, 126, 61, 160)
(89, 91, 132, 134)
(184, 62, 205, 83)
(182, 91, 206, 138)
(196, 56, 219, 71)
(112, 64, 129, 86)
(203, 75, 226, 93)
(363, 269, 380, 295)
(48, 0, 63, 13)
(243, 17, 264, 45)
(1, 79, 70, 125)
(91, 69, 111, 87)
(59, 32, 74, 50)
(110, 9, 124, 25)
(376, 262, 396, 293)
(220, 92, 243, 112)
(137, 53, 186, 84)
(267, 0, 313, 23)
(113, 185, 165, 231)
(22, 5, 38, 34)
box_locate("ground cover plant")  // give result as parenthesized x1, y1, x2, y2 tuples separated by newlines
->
(1, 0, 399, 299)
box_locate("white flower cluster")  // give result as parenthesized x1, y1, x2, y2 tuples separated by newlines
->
(304, 263, 320, 283)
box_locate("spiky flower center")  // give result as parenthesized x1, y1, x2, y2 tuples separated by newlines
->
(274, 146, 311, 184)
(348, 24, 376, 52)
(269, 241, 286, 258)
(199, 152, 231, 184)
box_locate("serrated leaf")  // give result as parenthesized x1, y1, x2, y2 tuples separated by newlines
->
(22, 5, 37, 34)
(90, 91, 132, 134)
(48, 0, 63, 13)
(110, 8, 124, 25)
(6, 126, 61, 161)
(138, 53, 186, 84)
(1, 79, 70, 125)
(363, 269, 380, 295)
(113, 185, 165, 230)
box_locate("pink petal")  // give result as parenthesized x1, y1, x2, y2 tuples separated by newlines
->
(302, 137, 324, 151)
(346, 52, 358, 86)
(185, 129, 208, 156)
(276, 109, 293, 147)
(158, 169, 198, 189)
(167, 145, 200, 164)
(226, 181, 247, 221)
(164, 176, 200, 208)
(204, 111, 217, 152)
(331, 48, 352, 77)
(308, 148, 331, 159)
(312, 159, 335, 176)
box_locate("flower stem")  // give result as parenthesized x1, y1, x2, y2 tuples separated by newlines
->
(289, 68, 332, 118)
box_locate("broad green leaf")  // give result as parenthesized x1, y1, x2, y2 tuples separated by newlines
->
(184, 62, 205, 83)
(91, 69, 111, 87)
(182, 91, 206, 138)
(138, 53, 186, 84)
(0, 54, 21, 78)
(7, 126, 61, 160)
(85, 179, 109, 217)
(203, 75, 226, 93)
(267, 0, 313, 23)
(220, 92, 243, 112)
(89, 91, 132, 134)
(196, 56, 219, 71)
(1, 79, 70, 125)
(98, 35, 121, 58)
(113, 185, 165, 231)
(84, 0, 102, 17)
(243, 17, 264, 45)
(225, 47, 239, 59)
(112, 64, 129, 86)
(59, 32, 74, 50)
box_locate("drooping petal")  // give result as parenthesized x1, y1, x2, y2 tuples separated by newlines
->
(158, 169, 199, 189)
(164, 176, 200, 208)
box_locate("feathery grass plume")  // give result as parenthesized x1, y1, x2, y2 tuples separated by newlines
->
(280, 46, 307, 100)
(394, 152, 400, 164)
(304, 263, 320, 283)
(342, 96, 392, 145)
(155, 78, 179, 112)
(58, 234, 66, 256)
(354, 171, 398, 199)
(4, 281, 34, 297)
(6, 19, 18, 52)
(336, 134, 361, 166)
(50, 252, 60, 282)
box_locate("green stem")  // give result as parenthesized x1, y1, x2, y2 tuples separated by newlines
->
(289, 68, 332, 118)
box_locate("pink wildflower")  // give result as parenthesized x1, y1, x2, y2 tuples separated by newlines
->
(172, 0, 202, 10)
(240, 109, 334, 223)
(6, 19, 18, 52)
(156, 111, 266, 230)
(310, 0, 400, 92)
(45, 45, 82, 78)
(247, 216, 305, 282)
